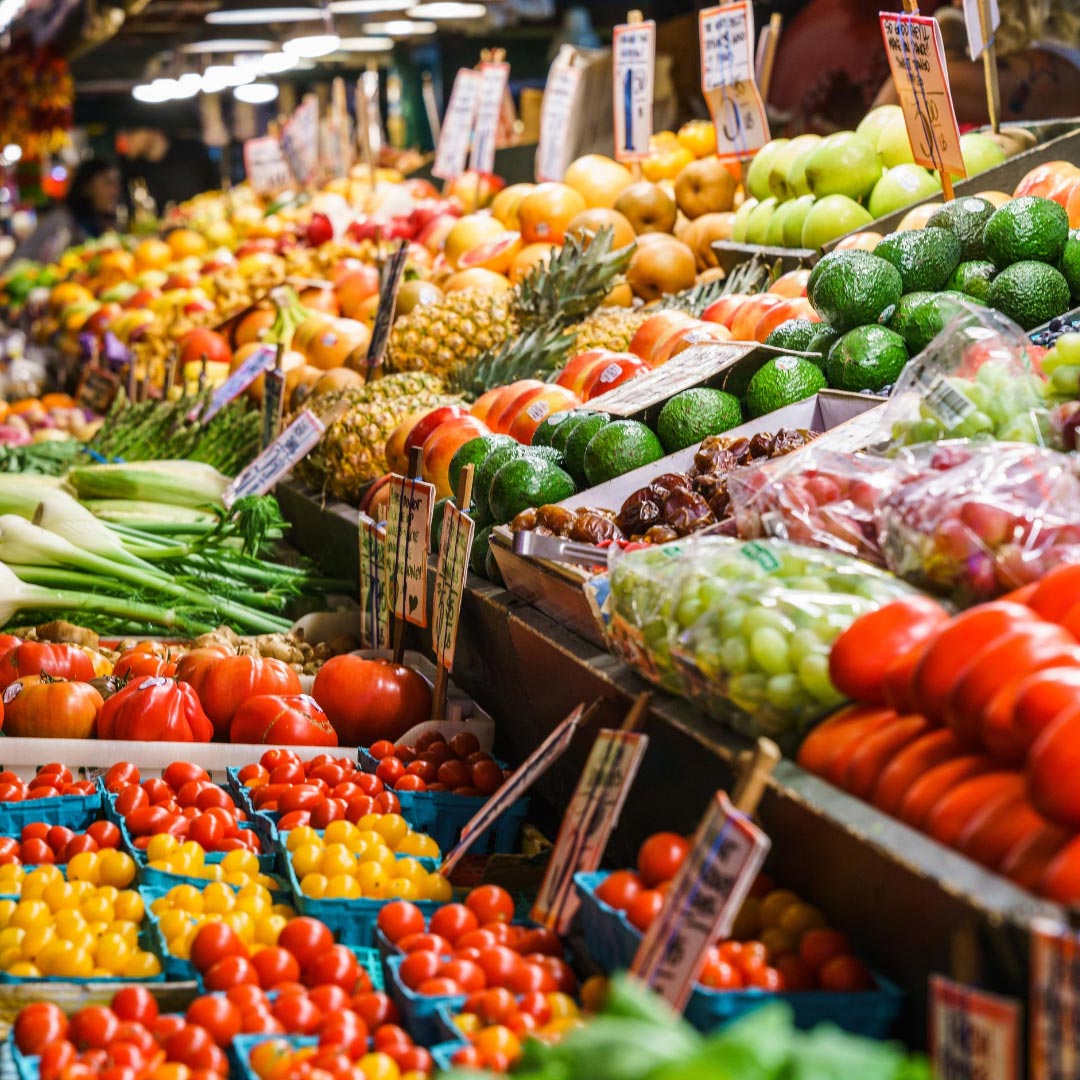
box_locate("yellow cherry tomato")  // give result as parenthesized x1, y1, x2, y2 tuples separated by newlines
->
(354, 862, 390, 898)
(124, 951, 162, 978)
(255, 913, 287, 946)
(290, 844, 324, 879)
(373, 814, 408, 849)
(300, 873, 328, 899)
(221, 849, 259, 878)
(325, 874, 362, 900)
(286, 826, 321, 852)
(358, 1052, 400, 1080)
(421, 872, 453, 902)
(146, 834, 180, 862)
(11, 900, 49, 930)
(385, 879, 420, 901)
(323, 821, 359, 846)
(98, 851, 136, 889)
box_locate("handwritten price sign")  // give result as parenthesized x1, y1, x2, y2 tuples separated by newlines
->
(196, 345, 274, 423)
(281, 96, 320, 188)
(433, 68, 483, 181)
(469, 62, 510, 177)
(384, 474, 435, 628)
(359, 514, 390, 651)
(224, 410, 325, 507)
(1030, 918, 1080, 1080)
(612, 21, 655, 163)
(536, 56, 582, 182)
(432, 502, 474, 671)
(243, 137, 293, 197)
(930, 975, 1020, 1080)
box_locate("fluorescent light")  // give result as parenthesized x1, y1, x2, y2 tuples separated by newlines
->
(3, 144, 21, 163)
(407, 2, 485, 17)
(282, 33, 341, 57)
(234, 82, 280, 104)
(182, 38, 274, 53)
(361, 18, 435, 34)
(133, 83, 173, 103)
(201, 64, 257, 91)
(171, 73, 202, 98)
(330, 0, 410, 12)
(208, 6, 323, 24)
(258, 51, 299, 73)
(337, 35, 394, 51)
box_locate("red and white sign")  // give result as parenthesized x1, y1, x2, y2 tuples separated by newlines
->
(631, 791, 769, 1011)
(1030, 919, 1080, 1080)
(536, 55, 582, 182)
(433, 68, 483, 181)
(196, 345, 274, 423)
(469, 61, 510, 176)
(384, 474, 435, 628)
(280, 95, 320, 187)
(612, 20, 655, 163)
(243, 137, 292, 197)
(880, 12, 967, 180)
(431, 502, 475, 671)
(531, 728, 648, 935)
(224, 409, 324, 506)
(930, 975, 1020, 1080)
(699, 3, 770, 161)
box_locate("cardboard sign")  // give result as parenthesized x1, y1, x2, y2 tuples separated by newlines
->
(699, 3, 770, 161)
(365, 242, 410, 373)
(76, 366, 120, 415)
(281, 95, 320, 188)
(469, 61, 510, 176)
(930, 975, 1021, 1080)
(358, 513, 391, 651)
(433, 68, 483, 181)
(963, 0, 1000, 60)
(224, 409, 325, 507)
(196, 345, 274, 423)
(1030, 919, 1080, 1080)
(612, 20, 655, 163)
(243, 136, 293, 197)
(536, 55, 582, 182)
(880, 13, 966, 180)
(441, 703, 587, 875)
(432, 502, 475, 671)
(631, 790, 770, 1011)
(531, 728, 648, 935)
(384, 474, 436, 628)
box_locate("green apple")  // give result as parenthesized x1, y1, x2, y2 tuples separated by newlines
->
(783, 195, 817, 248)
(878, 114, 917, 168)
(867, 164, 942, 218)
(801, 194, 873, 250)
(805, 132, 882, 201)
(765, 202, 794, 246)
(746, 139, 789, 202)
(937, 132, 1007, 183)
(731, 197, 759, 242)
(767, 134, 822, 201)
(745, 197, 779, 245)
(856, 105, 904, 152)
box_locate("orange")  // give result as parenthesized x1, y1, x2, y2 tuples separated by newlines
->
(457, 231, 522, 274)
(641, 143, 694, 183)
(443, 214, 506, 269)
(563, 155, 635, 210)
(443, 268, 512, 294)
(167, 228, 209, 259)
(510, 242, 557, 283)
(133, 238, 173, 272)
(490, 183, 535, 229)
(517, 183, 588, 245)
(677, 120, 717, 159)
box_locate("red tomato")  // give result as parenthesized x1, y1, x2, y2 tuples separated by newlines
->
(185, 997, 241, 1046)
(164, 1024, 219, 1070)
(870, 729, 965, 815)
(318, 1015, 369, 1057)
(471, 760, 504, 794)
(38, 1041, 77, 1080)
(203, 955, 259, 992)
(626, 889, 665, 931)
(277, 917, 334, 971)
(818, 956, 873, 991)
(436, 760, 471, 788)
(190, 923, 249, 975)
(416, 977, 462, 997)
(104, 762, 139, 792)
(399, 951, 442, 990)
(63, 836, 99, 861)
(98, 678, 213, 743)
(114, 786, 148, 816)
(957, 793, 1045, 871)
(113, 653, 177, 681)
(188, 815, 226, 852)
(925, 772, 1024, 847)
(1027, 563, 1080, 623)
(1001, 823, 1073, 891)
(842, 715, 931, 799)
(465, 885, 514, 925)
(20, 838, 54, 864)
(516, 927, 562, 957)
(195, 656, 302, 741)
(0, 642, 95, 691)
(230, 695, 338, 747)
(392, 1048, 433, 1075)
(163, 762, 210, 790)
(87, 820, 121, 849)
(1008, 667, 1080, 758)
(375, 758, 406, 785)
(368, 740, 396, 759)
(277, 786, 325, 814)
(829, 596, 949, 702)
(699, 953, 744, 989)
(251, 946, 301, 989)
(1028, 702, 1080, 828)
(637, 833, 690, 886)
(14, 1002, 68, 1054)
(352, 993, 397, 1030)
(394, 775, 427, 792)
(307, 985, 351, 1015)
(3, 676, 103, 740)
(68, 1006, 119, 1051)
(437, 958, 485, 991)
(309, 799, 346, 829)
(373, 792, 400, 815)
(303, 944, 360, 992)
(429, 903, 478, 944)
(124, 805, 176, 837)
(312, 655, 432, 745)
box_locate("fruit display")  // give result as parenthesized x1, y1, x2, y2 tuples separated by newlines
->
(0, 819, 121, 866)
(368, 731, 510, 798)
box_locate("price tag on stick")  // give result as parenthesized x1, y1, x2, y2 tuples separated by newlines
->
(243, 136, 292, 198)
(1030, 918, 1080, 1080)
(359, 513, 391, 651)
(433, 68, 483, 181)
(224, 409, 326, 507)
(879, 11, 966, 196)
(281, 95, 320, 188)
(930, 975, 1020, 1080)
(536, 50, 583, 182)
(384, 462, 435, 633)
(365, 241, 410, 378)
(260, 347, 286, 449)
(194, 345, 274, 424)
(612, 15, 655, 163)
(440, 701, 596, 876)
(531, 693, 651, 936)
(469, 61, 510, 176)
(699, 3, 770, 162)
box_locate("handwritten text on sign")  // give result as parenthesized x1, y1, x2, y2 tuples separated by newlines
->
(930, 975, 1020, 1080)
(358, 514, 390, 651)
(612, 21, 655, 163)
(441, 704, 586, 876)
(197, 345, 274, 423)
(632, 791, 769, 1011)
(432, 503, 475, 671)
(243, 137, 293, 197)
(880, 13, 966, 180)
(469, 62, 510, 177)
(1030, 919, 1080, 1080)
(281, 95, 320, 187)
(531, 729, 648, 936)
(699, 4, 769, 161)
(384, 475, 435, 628)
(536, 58, 582, 182)
(224, 410, 324, 507)
(433, 68, 483, 181)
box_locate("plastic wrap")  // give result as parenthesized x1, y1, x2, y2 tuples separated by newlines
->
(600, 537, 915, 742)
(879, 441, 1080, 604)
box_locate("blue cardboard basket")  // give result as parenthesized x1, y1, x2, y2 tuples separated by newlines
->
(574, 872, 903, 1038)
(430, 1041, 469, 1072)
(0, 919, 164, 984)
(8, 1034, 38, 1080)
(138, 863, 292, 901)
(385, 954, 466, 1047)
(433, 1000, 472, 1046)
(0, 790, 102, 834)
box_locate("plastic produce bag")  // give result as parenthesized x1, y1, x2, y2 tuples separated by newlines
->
(877, 303, 1053, 450)
(601, 537, 915, 744)
(879, 441, 1080, 605)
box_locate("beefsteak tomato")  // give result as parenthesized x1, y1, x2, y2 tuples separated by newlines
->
(230, 694, 338, 746)
(113, 652, 179, 681)
(193, 656, 301, 740)
(312, 656, 431, 745)
(3, 675, 103, 739)
(97, 676, 213, 743)
(1027, 701, 1080, 828)
(0, 642, 95, 691)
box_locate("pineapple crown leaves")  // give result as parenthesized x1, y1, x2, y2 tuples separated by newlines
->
(511, 226, 635, 330)
(655, 254, 773, 316)
(448, 323, 576, 401)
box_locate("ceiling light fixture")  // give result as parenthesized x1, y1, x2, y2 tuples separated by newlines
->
(182, 38, 273, 54)
(171, 73, 202, 98)
(282, 32, 341, 57)
(207, 6, 322, 24)
(201, 64, 257, 92)
(361, 18, 435, 34)
(257, 51, 299, 73)
(234, 82, 280, 104)
(337, 35, 394, 51)
(132, 82, 172, 103)
(329, 0, 410, 12)
(3, 144, 22, 163)
(407, 2, 485, 18)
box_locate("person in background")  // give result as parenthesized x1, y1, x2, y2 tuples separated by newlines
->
(873, 0, 1080, 125)
(7, 158, 120, 265)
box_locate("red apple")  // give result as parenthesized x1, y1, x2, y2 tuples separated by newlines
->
(581, 354, 648, 400)
(404, 405, 472, 456)
(505, 386, 583, 443)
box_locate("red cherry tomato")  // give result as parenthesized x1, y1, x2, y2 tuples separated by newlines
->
(376, 900, 426, 944)
(637, 833, 690, 887)
(465, 885, 514, 925)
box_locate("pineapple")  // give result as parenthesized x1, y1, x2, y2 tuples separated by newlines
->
(387, 228, 633, 399)
(295, 372, 454, 502)
(572, 306, 649, 354)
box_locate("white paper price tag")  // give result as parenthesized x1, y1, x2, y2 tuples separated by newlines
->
(930, 975, 1020, 1080)
(195, 345, 274, 423)
(963, 0, 1000, 60)
(281, 96, 320, 187)
(432, 503, 475, 671)
(699, 3, 770, 162)
(358, 513, 390, 651)
(441, 703, 586, 875)
(433, 68, 483, 181)
(243, 137, 292, 197)
(223, 409, 325, 507)
(531, 728, 648, 935)
(632, 790, 770, 1011)
(469, 61, 510, 176)
(536, 58, 582, 182)
(612, 21, 655, 163)
(1030, 918, 1080, 1080)
(384, 474, 435, 628)
(880, 13, 966, 180)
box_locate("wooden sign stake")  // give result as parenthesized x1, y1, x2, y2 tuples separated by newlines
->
(391, 445, 424, 665)
(757, 14, 783, 102)
(977, 0, 1001, 132)
(163, 349, 179, 398)
(731, 738, 780, 815)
